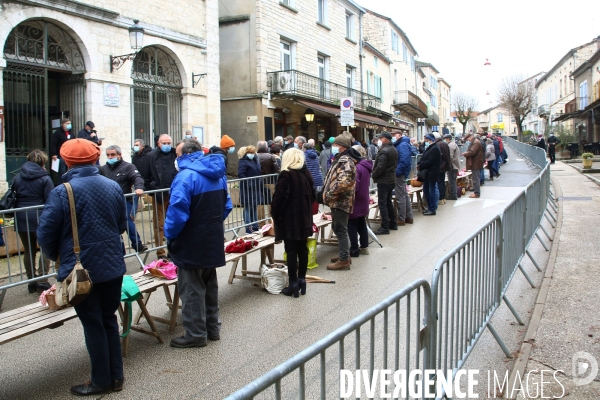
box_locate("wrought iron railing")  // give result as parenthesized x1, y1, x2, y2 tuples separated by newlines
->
(266, 70, 381, 111)
(393, 90, 428, 115)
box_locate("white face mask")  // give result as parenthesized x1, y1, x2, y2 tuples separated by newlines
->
(174, 159, 180, 172)
(377, 141, 382, 148)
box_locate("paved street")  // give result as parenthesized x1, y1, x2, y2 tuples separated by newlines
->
(0, 146, 546, 399)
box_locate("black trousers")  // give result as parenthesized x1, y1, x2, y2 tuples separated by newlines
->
(377, 183, 396, 229)
(74, 276, 124, 387)
(437, 172, 446, 200)
(284, 239, 308, 283)
(348, 217, 369, 252)
(548, 145, 556, 163)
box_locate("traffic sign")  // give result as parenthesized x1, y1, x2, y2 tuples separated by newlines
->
(340, 97, 354, 111)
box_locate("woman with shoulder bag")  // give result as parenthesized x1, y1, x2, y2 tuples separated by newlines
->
(270, 148, 315, 297)
(14, 149, 54, 294)
(37, 139, 128, 396)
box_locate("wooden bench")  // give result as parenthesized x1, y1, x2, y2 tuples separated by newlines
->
(0, 272, 178, 357)
(369, 186, 425, 224)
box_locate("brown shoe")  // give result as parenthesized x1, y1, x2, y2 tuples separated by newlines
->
(327, 260, 351, 270)
(405, 218, 414, 224)
(396, 219, 406, 226)
(469, 193, 480, 198)
(330, 257, 352, 264)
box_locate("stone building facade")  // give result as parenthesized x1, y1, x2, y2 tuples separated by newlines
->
(535, 37, 600, 136)
(437, 77, 452, 132)
(0, 0, 221, 187)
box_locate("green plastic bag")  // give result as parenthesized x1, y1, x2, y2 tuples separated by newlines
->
(120, 275, 142, 338)
(283, 238, 319, 270)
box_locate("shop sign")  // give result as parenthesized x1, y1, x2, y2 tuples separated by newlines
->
(340, 110, 354, 127)
(104, 83, 120, 107)
(246, 116, 258, 123)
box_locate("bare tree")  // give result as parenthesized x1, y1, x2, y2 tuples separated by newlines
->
(497, 75, 536, 141)
(452, 92, 478, 134)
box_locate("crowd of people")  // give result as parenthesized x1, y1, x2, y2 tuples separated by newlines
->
(4, 121, 515, 395)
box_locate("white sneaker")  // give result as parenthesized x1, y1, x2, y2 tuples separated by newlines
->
(359, 248, 369, 255)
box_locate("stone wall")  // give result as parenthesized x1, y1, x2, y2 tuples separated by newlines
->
(0, 0, 220, 184)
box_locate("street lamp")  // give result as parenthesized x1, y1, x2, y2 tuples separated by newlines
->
(110, 20, 145, 72)
(304, 108, 315, 122)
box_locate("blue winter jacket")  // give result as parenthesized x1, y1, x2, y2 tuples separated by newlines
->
(304, 149, 324, 189)
(394, 136, 413, 177)
(37, 166, 127, 283)
(165, 151, 232, 269)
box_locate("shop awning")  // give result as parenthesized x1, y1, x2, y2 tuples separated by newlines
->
(295, 99, 388, 130)
(552, 111, 582, 122)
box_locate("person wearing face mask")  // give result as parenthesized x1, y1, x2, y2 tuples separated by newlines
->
(101, 145, 147, 253)
(371, 131, 399, 234)
(434, 132, 451, 205)
(209, 134, 236, 172)
(50, 118, 73, 184)
(294, 135, 307, 150)
(148, 134, 178, 260)
(283, 135, 295, 152)
(132, 138, 154, 190)
(392, 131, 414, 226)
(461, 133, 483, 198)
(417, 134, 441, 215)
(237, 146, 264, 234)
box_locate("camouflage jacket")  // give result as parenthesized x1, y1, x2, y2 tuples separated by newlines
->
(323, 152, 357, 214)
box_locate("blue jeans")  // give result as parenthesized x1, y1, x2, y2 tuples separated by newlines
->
(126, 200, 141, 246)
(74, 277, 124, 387)
(423, 181, 439, 212)
(480, 169, 485, 184)
(243, 204, 259, 233)
(493, 157, 501, 173)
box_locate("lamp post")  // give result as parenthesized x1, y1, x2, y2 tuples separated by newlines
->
(110, 20, 145, 72)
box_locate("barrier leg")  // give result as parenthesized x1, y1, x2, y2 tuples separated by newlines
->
(0, 289, 6, 310)
(545, 207, 557, 222)
(487, 322, 512, 358)
(503, 295, 524, 325)
(518, 263, 536, 288)
(548, 200, 558, 213)
(525, 249, 543, 272)
(540, 224, 553, 241)
(535, 232, 550, 251)
(544, 212, 557, 229)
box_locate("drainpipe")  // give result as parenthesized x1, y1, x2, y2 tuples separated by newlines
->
(359, 12, 364, 94)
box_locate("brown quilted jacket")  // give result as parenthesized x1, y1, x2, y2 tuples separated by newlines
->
(323, 151, 357, 214)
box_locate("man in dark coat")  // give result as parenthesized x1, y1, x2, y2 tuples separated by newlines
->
(165, 139, 232, 348)
(435, 134, 452, 205)
(37, 139, 127, 395)
(77, 121, 102, 146)
(101, 145, 147, 253)
(547, 133, 560, 164)
(148, 134, 178, 259)
(50, 118, 72, 184)
(132, 138, 154, 190)
(371, 131, 399, 233)
(282, 135, 295, 152)
(462, 133, 484, 198)
(256, 140, 280, 175)
(418, 134, 441, 215)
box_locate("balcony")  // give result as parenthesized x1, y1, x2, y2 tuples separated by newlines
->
(393, 90, 428, 120)
(426, 107, 439, 126)
(538, 104, 549, 117)
(266, 70, 381, 111)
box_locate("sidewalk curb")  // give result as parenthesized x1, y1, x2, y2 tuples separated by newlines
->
(504, 172, 563, 399)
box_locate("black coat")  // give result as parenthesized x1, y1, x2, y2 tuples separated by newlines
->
(100, 159, 144, 196)
(132, 146, 154, 189)
(14, 162, 54, 232)
(238, 156, 265, 205)
(417, 142, 441, 183)
(77, 128, 99, 144)
(50, 127, 72, 158)
(270, 166, 315, 241)
(148, 148, 178, 198)
(372, 143, 398, 184)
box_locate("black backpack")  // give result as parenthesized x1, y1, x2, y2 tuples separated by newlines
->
(0, 175, 19, 214)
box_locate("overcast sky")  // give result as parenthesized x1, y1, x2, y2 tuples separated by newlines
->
(365, 0, 598, 110)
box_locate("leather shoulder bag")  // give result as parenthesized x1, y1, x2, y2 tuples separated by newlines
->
(55, 182, 93, 307)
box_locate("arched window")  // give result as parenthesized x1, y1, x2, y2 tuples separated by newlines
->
(2, 20, 86, 180)
(131, 46, 182, 146)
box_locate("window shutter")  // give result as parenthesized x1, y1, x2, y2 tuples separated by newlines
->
(367, 70, 371, 94)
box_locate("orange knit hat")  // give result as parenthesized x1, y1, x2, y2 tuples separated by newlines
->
(60, 139, 101, 167)
(220, 135, 235, 149)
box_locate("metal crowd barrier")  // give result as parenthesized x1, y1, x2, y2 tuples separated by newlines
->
(225, 279, 432, 400)
(0, 205, 57, 306)
(226, 138, 558, 399)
